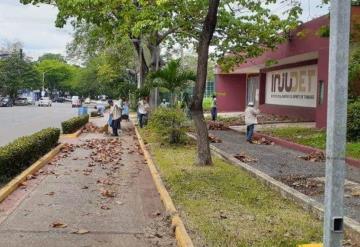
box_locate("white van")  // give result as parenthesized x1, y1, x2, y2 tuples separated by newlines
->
(71, 96, 82, 108)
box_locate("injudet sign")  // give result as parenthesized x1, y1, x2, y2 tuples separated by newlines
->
(265, 65, 318, 107)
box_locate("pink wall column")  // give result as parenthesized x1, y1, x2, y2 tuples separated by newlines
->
(216, 74, 247, 112)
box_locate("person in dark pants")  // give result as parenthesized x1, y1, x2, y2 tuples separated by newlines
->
(210, 95, 217, 121)
(244, 102, 260, 143)
(108, 99, 121, 136)
(137, 97, 150, 128)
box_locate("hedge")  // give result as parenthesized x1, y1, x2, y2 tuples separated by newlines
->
(0, 128, 60, 182)
(61, 114, 89, 134)
(347, 101, 360, 141)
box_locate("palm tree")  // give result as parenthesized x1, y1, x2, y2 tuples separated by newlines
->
(150, 59, 196, 106)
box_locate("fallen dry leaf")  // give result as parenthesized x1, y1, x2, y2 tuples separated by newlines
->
(82, 186, 89, 189)
(51, 221, 67, 228)
(100, 189, 115, 198)
(351, 188, 360, 197)
(45, 192, 55, 196)
(71, 228, 90, 234)
(100, 205, 110, 210)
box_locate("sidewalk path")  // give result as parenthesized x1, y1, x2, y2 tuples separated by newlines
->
(209, 129, 360, 223)
(0, 120, 175, 247)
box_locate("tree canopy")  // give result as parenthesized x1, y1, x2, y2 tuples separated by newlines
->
(0, 51, 41, 99)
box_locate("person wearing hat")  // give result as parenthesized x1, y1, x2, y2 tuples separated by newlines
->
(244, 102, 260, 143)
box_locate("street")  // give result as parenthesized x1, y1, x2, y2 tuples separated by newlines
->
(0, 103, 82, 146)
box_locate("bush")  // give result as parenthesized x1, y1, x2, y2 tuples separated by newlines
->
(148, 108, 187, 144)
(347, 101, 360, 141)
(0, 128, 60, 182)
(61, 114, 89, 134)
(203, 97, 212, 111)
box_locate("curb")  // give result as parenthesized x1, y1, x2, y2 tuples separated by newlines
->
(61, 126, 84, 139)
(0, 143, 64, 203)
(229, 127, 360, 168)
(134, 127, 194, 247)
(188, 133, 360, 243)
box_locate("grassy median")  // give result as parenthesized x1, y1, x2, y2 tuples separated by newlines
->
(261, 127, 360, 159)
(140, 128, 322, 247)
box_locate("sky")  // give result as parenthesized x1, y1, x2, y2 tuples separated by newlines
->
(0, 0, 329, 61)
(0, 0, 73, 60)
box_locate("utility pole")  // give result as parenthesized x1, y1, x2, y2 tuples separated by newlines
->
(323, 1, 351, 246)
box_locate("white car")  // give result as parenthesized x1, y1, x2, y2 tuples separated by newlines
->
(72, 96, 82, 107)
(84, 97, 91, 104)
(38, 97, 52, 107)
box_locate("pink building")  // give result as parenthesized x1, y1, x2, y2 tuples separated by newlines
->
(215, 7, 360, 128)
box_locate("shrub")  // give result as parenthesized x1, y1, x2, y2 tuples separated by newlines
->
(61, 114, 89, 134)
(148, 108, 187, 144)
(203, 97, 212, 111)
(347, 101, 360, 141)
(0, 128, 60, 182)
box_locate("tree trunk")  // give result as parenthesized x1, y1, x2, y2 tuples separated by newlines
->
(131, 38, 148, 88)
(190, 0, 220, 166)
(148, 42, 161, 108)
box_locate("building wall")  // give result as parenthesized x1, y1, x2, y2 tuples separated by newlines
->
(216, 74, 246, 112)
(216, 15, 330, 128)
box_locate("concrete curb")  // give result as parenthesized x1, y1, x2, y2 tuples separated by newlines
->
(134, 127, 194, 247)
(61, 126, 84, 139)
(230, 127, 360, 168)
(187, 133, 360, 244)
(0, 143, 64, 203)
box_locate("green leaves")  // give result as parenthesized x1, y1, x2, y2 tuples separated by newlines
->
(150, 59, 196, 93)
(0, 51, 41, 99)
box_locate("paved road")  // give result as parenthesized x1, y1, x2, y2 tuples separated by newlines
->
(0, 103, 80, 147)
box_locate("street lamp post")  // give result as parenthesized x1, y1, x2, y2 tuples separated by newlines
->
(323, 1, 351, 246)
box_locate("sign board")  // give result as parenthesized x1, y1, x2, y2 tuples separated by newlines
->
(265, 65, 317, 107)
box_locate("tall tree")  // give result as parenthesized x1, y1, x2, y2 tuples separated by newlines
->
(0, 52, 41, 100)
(190, 0, 220, 165)
(38, 53, 66, 62)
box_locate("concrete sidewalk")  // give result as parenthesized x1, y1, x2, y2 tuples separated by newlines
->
(209, 129, 360, 223)
(0, 120, 175, 247)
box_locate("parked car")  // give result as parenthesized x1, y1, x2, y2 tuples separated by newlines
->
(38, 97, 52, 107)
(71, 96, 82, 107)
(53, 97, 65, 103)
(84, 97, 91, 104)
(15, 97, 29, 106)
(0, 97, 13, 107)
(26, 97, 35, 105)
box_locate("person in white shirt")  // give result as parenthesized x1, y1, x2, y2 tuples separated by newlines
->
(108, 99, 121, 136)
(244, 102, 260, 144)
(137, 97, 150, 128)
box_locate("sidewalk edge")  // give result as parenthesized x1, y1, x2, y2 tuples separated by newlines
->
(134, 127, 194, 247)
(0, 143, 64, 203)
(61, 126, 84, 139)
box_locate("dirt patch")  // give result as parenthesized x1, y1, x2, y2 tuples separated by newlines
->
(278, 176, 324, 196)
